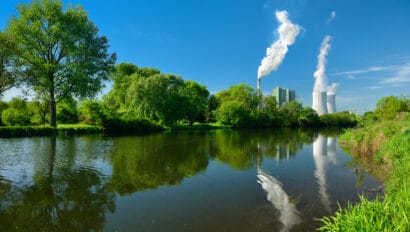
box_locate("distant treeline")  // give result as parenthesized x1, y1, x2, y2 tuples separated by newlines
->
(0, 63, 359, 132)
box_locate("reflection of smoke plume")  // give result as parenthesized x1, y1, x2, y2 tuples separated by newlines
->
(327, 83, 339, 95)
(258, 10, 301, 79)
(312, 135, 331, 213)
(257, 169, 300, 232)
(313, 35, 332, 92)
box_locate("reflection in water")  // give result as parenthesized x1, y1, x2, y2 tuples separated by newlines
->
(109, 133, 210, 195)
(257, 168, 301, 232)
(312, 135, 335, 213)
(0, 129, 382, 231)
(327, 137, 338, 165)
(0, 137, 115, 231)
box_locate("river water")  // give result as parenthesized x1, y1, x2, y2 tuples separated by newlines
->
(0, 129, 382, 231)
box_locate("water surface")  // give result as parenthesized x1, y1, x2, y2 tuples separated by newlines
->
(0, 129, 382, 231)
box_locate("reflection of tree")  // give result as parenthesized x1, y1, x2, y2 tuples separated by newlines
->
(0, 137, 115, 231)
(109, 132, 210, 195)
(210, 129, 314, 169)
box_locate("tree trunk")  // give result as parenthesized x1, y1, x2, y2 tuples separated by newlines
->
(50, 88, 57, 127)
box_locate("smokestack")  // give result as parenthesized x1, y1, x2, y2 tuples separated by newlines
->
(312, 91, 328, 115)
(327, 94, 336, 113)
(257, 78, 261, 92)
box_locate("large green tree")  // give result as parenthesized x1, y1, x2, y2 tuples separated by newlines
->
(0, 31, 19, 97)
(7, 0, 116, 127)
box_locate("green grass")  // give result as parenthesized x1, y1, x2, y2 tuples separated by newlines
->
(319, 113, 410, 231)
(168, 122, 227, 130)
(57, 124, 103, 135)
(0, 125, 57, 137)
(0, 124, 103, 137)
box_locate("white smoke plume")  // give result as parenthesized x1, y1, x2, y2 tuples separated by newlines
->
(258, 10, 301, 79)
(313, 35, 332, 92)
(326, 11, 336, 24)
(327, 83, 339, 95)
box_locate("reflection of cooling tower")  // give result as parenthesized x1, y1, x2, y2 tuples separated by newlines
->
(312, 92, 328, 115)
(327, 137, 338, 165)
(313, 135, 327, 157)
(327, 94, 336, 113)
(313, 135, 331, 213)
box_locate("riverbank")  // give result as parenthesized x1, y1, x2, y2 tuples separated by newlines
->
(319, 113, 410, 231)
(0, 124, 103, 137)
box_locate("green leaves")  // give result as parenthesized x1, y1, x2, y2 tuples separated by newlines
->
(6, 0, 116, 126)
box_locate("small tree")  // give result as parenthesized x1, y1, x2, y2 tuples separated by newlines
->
(7, 0, 116, 127)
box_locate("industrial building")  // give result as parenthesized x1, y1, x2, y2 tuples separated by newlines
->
(272, 87, 296, 107)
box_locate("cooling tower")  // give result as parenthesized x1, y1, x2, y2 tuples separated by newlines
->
(312, 92, 328, 115)
(327, 94, 336, 113)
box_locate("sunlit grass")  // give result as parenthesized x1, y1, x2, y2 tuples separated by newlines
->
(319, 113, 410, 231)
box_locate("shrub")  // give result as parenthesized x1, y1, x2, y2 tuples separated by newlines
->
(1, 108, 30, 126)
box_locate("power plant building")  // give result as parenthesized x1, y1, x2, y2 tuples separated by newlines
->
(273, 87, 296, 107)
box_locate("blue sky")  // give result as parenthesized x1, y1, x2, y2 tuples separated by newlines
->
(1, 0, 410, 112)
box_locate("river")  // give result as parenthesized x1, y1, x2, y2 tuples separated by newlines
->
(0, 129, 382, 231)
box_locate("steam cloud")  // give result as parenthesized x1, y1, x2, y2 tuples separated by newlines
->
(327, 83, 339, 95)
(258, 10, 301, 79)
(326, 11, 336, 24)
(313, 35, 332, 92)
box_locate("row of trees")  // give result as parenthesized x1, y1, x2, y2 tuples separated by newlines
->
(0, 65, 357, 129)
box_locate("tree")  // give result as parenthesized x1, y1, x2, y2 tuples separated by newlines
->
(0, 31, 19, 97)
(7, 0, 116, 127)
(280, 101, 303, 127)
(215, 84, 260, 127)
(375, 96, 408, 120)
(180, 80, 209, 125)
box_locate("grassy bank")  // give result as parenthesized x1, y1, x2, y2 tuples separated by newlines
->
(319, 113, 410, 231)
(0, 124, 103, 137)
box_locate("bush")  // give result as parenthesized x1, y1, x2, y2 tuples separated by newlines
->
(78, 100, 105, 126)
(102, 117, 164, 134)
(1, 108, 30, 126)
(320, 112, 357, 127)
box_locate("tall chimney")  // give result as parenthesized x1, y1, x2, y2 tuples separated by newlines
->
(257, 78, 261, 94)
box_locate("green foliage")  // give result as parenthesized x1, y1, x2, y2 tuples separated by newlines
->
(6, 0, 116, 126)
(1, 98, 30, 126)
(105, 63, 210, 126)
(0, 31, 19, 96)
(0, 126, 57, 137)
(101, 117, 164, 134)
(180, 80, 209, 124)
(320, 111, 358, 127)
(1, 108, 30, 126)
(215, 84, 260, 127)
(27, 100, 49, 125)
(279, 101, 303, 127)
(321, 112, 410, 231)
(78, 100, 105, 126)
(298, 107, 321, 127)
(375, 96, 409, 121)
(57, 124, 102, 135)
(56, 99, 78, 124)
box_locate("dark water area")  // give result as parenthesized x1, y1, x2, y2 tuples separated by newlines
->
(0, 129, 383, 231)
